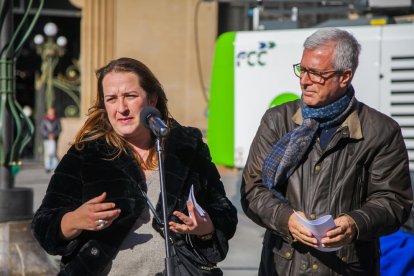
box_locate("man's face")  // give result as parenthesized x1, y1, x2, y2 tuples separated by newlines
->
(47, 108, 56, 118)
(299, 43, 349, 107)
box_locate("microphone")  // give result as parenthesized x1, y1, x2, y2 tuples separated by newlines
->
(140, 106, 170, 137)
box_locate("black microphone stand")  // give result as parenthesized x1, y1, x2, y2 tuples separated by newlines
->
(155, 136, 174, 276)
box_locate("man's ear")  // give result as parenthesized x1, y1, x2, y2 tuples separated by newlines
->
(339, 70, 353, 88)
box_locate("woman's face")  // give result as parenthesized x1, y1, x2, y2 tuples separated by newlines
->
(102, 71, 156, 143)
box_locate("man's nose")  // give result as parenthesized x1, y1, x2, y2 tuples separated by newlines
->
(300, 71, 313, 86)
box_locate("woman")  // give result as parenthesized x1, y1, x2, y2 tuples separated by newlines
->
(32, 57, 238, 275)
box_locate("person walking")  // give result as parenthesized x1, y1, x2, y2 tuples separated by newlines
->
(40, 107, 61, 173)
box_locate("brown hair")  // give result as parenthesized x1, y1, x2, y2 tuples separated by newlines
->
(73, 57, 170, 169)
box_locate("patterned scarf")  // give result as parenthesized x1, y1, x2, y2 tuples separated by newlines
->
(262, 86, 356, 200)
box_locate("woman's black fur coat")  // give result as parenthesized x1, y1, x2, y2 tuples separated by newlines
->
(31, 123, 238, 275)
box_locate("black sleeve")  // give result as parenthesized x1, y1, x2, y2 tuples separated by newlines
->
(31, 149, 84, 256)
(190, 142, 238, 263)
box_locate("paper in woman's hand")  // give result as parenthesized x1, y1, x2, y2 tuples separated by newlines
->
(188, 185, 206, 217)
(294, 211, 342, 252)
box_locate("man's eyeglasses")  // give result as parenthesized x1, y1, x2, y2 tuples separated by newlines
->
(293, 63, 343, 84)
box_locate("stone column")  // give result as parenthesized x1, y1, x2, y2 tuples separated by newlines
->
(56, 0, 115, 158)
(70, 0, 114, 116)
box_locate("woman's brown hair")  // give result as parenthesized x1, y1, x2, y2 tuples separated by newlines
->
(73, 57, 170, 169)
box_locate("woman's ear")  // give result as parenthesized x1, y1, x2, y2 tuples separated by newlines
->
(149, 95, 158, 107)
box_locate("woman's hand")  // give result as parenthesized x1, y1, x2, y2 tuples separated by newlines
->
(60, 192, 121, 240)
(169, 200, 215, 237)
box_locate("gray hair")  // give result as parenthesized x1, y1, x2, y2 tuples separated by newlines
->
(304, 28, 361, 73)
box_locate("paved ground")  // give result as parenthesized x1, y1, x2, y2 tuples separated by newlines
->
(14, 160, 265, 275)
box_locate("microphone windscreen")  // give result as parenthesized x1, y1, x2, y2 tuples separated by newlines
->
(140, 106, 161, 129)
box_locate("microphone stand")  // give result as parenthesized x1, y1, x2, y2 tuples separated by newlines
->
(155, 136, 174, 276)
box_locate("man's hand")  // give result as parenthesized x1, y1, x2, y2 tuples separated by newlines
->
(321, 215, 357, 248)
(288, 211, 319, 247)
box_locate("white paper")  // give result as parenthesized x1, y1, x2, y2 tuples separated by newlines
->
(188, 185, 206, 217)
(294, 211, 342, 252)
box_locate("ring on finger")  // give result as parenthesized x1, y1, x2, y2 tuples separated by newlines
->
(97, 219, 106, 229)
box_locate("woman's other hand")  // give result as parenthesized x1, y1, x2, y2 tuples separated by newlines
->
(60, 192, 121, 240)
(169, 200, 214, 237)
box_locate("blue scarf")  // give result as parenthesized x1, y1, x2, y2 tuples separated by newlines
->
(262, 86, 356, 200)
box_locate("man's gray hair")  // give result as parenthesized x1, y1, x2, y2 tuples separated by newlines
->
(304, 28, 361, 73)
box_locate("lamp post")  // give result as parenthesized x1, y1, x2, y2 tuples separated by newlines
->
(0, 0, 58, 273)
(33, 22, 80, 161)
(0, 0, 41, 221)
(33, 22, 67, 111)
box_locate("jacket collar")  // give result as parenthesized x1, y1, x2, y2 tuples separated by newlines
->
(89, 140, 148, 193)
(156, 123, 201, 215)
(292, 102, 362, 140)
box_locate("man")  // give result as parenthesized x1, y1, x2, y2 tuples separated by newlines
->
(241, 28, 413, 275)
(40, 107, 61, 172)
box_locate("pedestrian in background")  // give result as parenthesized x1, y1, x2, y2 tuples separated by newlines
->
(241, 28, 413, 275)
(32, 57, 237, 275)
(40, 107, 61, 173)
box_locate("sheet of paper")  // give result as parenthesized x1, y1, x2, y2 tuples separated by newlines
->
(188, 184, 206, 217)
(294, 211, 342, 252)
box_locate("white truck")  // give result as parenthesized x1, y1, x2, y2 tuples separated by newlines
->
(207, 22, 414, 176)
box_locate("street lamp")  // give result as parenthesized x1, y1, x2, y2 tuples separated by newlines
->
(34, 22, 67, 110)
(1, 0, 58, 274)
(33, 22, 80, 161)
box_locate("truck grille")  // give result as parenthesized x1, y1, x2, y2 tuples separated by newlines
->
(389, 55, 414, 170)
